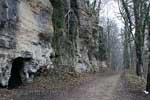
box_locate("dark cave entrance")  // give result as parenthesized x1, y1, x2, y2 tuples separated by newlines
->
(8, 57, 24, 89)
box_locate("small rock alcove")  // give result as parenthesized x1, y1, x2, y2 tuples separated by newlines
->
(8, 57, 24, 89)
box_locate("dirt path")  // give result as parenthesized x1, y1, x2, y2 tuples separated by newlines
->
(12, 73, 121, 100)
(57, 73, 121, 100)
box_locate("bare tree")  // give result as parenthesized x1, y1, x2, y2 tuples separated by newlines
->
(101, 17, 121, 69)
(119, 0, 150, 77)
(146, 9, 150, 93)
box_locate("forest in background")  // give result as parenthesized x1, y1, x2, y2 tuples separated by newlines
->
(0, 0, 149, 99)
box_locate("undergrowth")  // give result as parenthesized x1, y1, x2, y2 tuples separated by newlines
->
(124, 70, 146, 92)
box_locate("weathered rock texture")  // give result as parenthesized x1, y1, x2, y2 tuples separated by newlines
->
(0, 0, 54, 86)
(77, 0, 100, 72)
(59, 0, 103, 72)
(0, 0, 105, 86)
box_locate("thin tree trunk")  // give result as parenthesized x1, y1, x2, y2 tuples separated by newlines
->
(124, 22, 130, 69)
(146, 62, 150, 92)
(135, 47, 143, 76)
(133, 0, 144, 76)
(146, 16, 150, 92)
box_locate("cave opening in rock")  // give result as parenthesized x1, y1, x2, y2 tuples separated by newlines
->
(8, 57, 24, 89)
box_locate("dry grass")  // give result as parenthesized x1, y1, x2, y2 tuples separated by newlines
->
(124, 70, 146, 92)
(0, 72, 96, 100)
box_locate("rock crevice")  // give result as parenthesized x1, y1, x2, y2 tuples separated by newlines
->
(0, 0, 106, 87)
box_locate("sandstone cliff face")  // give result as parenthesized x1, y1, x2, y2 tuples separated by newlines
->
(0, 0, 54, 86)
(50, 0, 103, 73)
(0, 0, 104, 86)
(16, 0, 53, 68)
(77, 0, 100, 72)
(0, 0, 18, 86)
(64, 0, 101, 72)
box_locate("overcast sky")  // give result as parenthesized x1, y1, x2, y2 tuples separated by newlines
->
(90, 0, 124, 29)
(100, 0, 123, 29)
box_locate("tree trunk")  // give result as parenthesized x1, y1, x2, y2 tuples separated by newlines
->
(146, 37, 150, 92)
(135, 47, 143, 76)
(133, 0, 144, 76)
(146, 62, 150, 92)
(123, 23, 130, 69)
(135, 21, 144, 76)
(146, 16, 150, 92)
(50, 0, 65, 64)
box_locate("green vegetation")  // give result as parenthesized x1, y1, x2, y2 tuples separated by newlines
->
(49, 0, 65, 64)
(50, 0, 65, 31)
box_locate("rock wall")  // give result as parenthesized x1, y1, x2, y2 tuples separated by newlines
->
(75, 0, 102, 72)
(16, 0, 53, 67)
(50, 0, 103, 73)
(0, 0, 54, 86)
(0, 0, 18, 86)
(0, 0, 105, 86)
